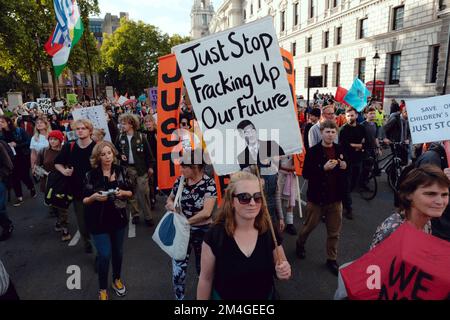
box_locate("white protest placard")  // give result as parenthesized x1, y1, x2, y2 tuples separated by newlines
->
(118, 96, 128, 106)
(406, 94, 450, 144)
(37, 98, 52, 114)
(55, 101, 64, 108)
(173, 17, 302, 175)
(72, 105, 112, 142)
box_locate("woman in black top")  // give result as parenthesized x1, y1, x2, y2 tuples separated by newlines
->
(83, 141, 133, 300)
(0, 115, 35, 206)
(141, 114, 157, 207)
(197, 171, 291, 300)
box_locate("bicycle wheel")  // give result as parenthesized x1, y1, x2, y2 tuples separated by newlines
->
(387, 161, 402, 191)
(360, 173, 377, 200)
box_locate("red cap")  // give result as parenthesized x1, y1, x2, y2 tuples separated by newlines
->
(48, 130, 64, 143)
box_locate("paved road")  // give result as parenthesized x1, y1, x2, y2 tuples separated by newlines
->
(0, 175, 394, 300)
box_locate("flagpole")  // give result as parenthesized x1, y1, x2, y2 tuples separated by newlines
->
(82, 32, 96, 101)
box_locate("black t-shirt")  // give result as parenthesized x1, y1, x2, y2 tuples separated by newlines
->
(83, 166, 130, 234)
(54, 141, 96, 199)
(339, 123, 366, 163)
(204, 223, 281, 300)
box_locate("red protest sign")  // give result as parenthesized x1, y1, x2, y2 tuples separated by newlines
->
(341, 223, 450, 300)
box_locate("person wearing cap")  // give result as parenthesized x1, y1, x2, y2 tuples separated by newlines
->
(39, 130, 71, 241)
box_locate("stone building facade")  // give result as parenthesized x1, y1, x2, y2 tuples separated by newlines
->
(208, 0, 450, 106)
(191, 0, 216, 39)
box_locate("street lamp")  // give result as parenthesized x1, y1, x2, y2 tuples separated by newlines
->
(372, 49, 380, 101)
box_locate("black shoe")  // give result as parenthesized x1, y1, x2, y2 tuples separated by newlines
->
(344, 208, 353, 220)
(0, 225, 14, 241)
(326, 259, 339, 276)
(30, 189, 37, 198)
(13, 198, 23, 207)
(296, 244, 306, 259)
(132, 216, 140, 225)
(85, 242, 93, 254)
(285, 224, 297, 235)
(145, 219, 155, 227)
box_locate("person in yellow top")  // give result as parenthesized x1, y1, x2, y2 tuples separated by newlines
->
(374, 103, 385, 127)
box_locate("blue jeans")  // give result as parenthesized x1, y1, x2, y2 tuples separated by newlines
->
(0, 181, 12, 229)
(91, 228, 126, 290)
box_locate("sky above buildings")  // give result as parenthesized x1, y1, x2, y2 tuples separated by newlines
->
(94, 0, 222, 36)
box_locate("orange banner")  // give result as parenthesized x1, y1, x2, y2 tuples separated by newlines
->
(214, 174, 230, 207)
(157, 54, 183, 190)
(280, 48, 305, 176)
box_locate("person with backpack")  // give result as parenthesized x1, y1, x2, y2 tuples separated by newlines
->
(39, 130, 71, 241)
(116, 114, 155, 226)
(0, 115, 36, 207)
(0, 139, 14, 241)
(54, 119, 96, 253)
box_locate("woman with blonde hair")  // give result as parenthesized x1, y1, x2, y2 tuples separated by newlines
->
(197, 171, 291, 300)
(83, 141, 133, 300)
(30, 117, 50, 175)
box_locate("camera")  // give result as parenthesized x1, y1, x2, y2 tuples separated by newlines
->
(100, 188, 119, 201)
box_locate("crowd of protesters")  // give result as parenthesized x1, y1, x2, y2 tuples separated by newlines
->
(0, 89, 449, 301)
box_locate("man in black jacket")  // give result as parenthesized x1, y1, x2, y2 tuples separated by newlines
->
(296, 120, 347, 276)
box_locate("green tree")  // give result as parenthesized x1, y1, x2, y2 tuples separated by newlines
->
(100, 19, 191, 95)
(0, 0, 99, 97)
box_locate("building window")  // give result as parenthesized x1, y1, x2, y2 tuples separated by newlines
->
(243, 10, 246, 20)
(333, 0, 340, 7)
(250, 2, 253, 15)
(336, 26, 342, 45)
(389, 53, 401, 84)
(322, 64, 328, 87)
(393, 6, 404, 31)
(334, 62, 341, 86)
(324, 31, 329, 48)
(293, 3, 299, 26)
(201, 0, 206, 9)
(359, 18, 368, 39)
(430, 45, 440, 83)
(202, 14, 207, 26)
(306, 36, 312, 53)
(292, 42, 297, 56)
(358, 58, 366, 82)
(305, 67, 312, 86)
(280, 11, 285, 32)
(258, 0, 261, 9)
(309, 0, 315, 19)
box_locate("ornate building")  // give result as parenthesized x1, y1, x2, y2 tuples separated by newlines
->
(207, 0, 450, 106)
(191, 0, 215, 39)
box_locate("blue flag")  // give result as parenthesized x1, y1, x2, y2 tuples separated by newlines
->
(343, 77, 371, 112)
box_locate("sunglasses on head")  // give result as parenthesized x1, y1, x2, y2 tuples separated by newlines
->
(233, 192, 263, 205)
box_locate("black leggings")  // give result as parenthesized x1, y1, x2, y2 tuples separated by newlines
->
(11, 155, 34, 198)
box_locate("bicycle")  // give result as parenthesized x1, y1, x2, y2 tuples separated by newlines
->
(359, 142, 406, 200)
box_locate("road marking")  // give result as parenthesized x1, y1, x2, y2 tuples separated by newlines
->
(68, 230, 80, 246)
(128, 215, 136, 238)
